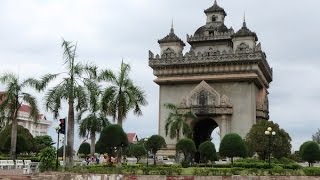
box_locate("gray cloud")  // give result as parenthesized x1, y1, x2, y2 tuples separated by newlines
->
(0, 0, 319, 150)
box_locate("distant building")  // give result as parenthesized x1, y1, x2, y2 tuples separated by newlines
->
(17, 104, 52, 137)
(127, 133, 139, 144)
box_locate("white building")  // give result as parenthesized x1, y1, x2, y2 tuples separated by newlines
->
(17, 104, 52, 137)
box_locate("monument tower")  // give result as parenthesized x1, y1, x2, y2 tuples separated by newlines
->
(149, 0, 272, 154)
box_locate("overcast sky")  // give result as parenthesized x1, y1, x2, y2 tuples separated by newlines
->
(0, 0, 319, 151)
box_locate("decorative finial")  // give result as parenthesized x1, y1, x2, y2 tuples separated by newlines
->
(214, 0, 217, 5)
(170, 18, 174, 34)
(243, 11, 247, 27)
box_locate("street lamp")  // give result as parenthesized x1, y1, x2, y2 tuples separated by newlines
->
(143, 137, 149, 167)
(264, 127, 276, 168)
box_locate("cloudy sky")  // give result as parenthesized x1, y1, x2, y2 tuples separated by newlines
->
(0, 0, 319, 151)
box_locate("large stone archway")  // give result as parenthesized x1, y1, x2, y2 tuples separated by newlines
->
(178, 81, 233, 140)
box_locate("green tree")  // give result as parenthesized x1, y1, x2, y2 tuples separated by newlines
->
(39, 147, 56, 171)
(0, 124, 34, 155)
(29, 39, 98, 166)
(100, 61, 147, 126)
(34, 135, 54, 153)
(0, 73, 39, 160)
(300, 141, 320, 167)
(128, 144, 147, 163)
(245, 120, 291, 160)
(176, 138, 196, 165)
(312, 129, 320, 144)
(198, 141, 217, 165)
(164, 103, 195, 142)
(145, 135, 166, 165)
(78, 75, 110, 155)
(3, 135, 30, 154)
(219, 133, 247, 165)
(78, 142, 90, 157)
(97, 124, 128, 162)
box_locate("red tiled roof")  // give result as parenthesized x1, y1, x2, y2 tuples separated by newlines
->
(19, 104, 31, 112)
(127, 133, 138, 143)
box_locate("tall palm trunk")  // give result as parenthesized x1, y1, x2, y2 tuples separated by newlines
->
(175, 129, 180, 163)
(10, 112, 18, 161)
(66, 99, 75, 166)
(10, 97, 19, 161)
(117, 111, 123, 126)
(90, 131, 96, 155)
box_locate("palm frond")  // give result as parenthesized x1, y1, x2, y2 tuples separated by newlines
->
(21, 93, 39, 121)
(44, 84, 67, 119)
(23, 73, 58, 91)
(98, 69, 116, 82)
(0, 73, 17, 84)
(74, 85, 88, 111)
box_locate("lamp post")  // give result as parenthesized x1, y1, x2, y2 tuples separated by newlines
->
(264, 127, 276, 168)
(143, 137, 149, 167)
(55, 126, 60, 169)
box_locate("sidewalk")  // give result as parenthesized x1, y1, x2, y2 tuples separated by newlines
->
(0, 169, 31, 180)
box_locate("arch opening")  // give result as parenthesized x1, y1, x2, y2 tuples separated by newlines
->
(192, 117, 219, 162)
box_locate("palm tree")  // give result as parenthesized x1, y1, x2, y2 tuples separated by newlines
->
(100, 61, 147, 126)
(78, 78, 110, 155)
(29, 39, 97, 166)
(0, 73, 39, 161)
(164, 103, 196, 142)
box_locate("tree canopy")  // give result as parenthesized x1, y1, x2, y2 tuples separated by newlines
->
(101, 61, 147, 126)
(0, 124, 34, 153)
(128, 143, 147, 163)
(96, 124, 128, 155)
(300, 141, 320, 167)
(245, 120, 291, 160)
(145, 135, 166, 165)
(34, 135, 54, 153)
(176, 138, 196, 164)
(78, 142, 91, 157)
(198, 141, 217, 164)
(219, 133, 247, 164)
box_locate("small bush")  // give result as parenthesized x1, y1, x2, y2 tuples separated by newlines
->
(39, 147, 56, 172)
(303, 167, 320, 176)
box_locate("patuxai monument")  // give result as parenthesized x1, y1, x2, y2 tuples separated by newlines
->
(149, 0, 273, 155)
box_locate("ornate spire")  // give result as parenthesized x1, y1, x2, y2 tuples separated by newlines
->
(170, 19, 174, 34)
(243, 12, 247, 27)
(158, 22, 186, 46)
(204, 0, 227, 16)
(232, 14, 258, 41)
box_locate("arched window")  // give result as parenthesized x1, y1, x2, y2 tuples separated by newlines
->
(212, 16, 217, 22)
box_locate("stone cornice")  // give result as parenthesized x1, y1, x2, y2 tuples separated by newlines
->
(149, 51, 272, 83)
(153, 73, 267, 88)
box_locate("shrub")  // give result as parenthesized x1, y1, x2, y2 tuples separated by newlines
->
(198, 141, 217, 165)
(220, 133, 247, 164)
(78, 142, 90, 157)
(176, 138, 196, 166)
(303, 167, 320, 176)
(39, 147, 56, 172)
